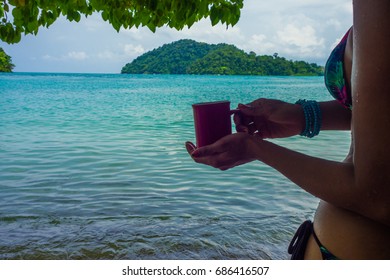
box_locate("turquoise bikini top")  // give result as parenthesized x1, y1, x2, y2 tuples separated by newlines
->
(324, 28, 352, 110)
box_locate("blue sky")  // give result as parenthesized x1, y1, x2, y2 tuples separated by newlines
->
(1, 0, 353, 73)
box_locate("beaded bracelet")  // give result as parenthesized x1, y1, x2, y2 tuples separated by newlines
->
(295, 99, 322, 138)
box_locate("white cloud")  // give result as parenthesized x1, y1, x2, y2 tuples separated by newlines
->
(120, 28, 145, 40)
(67, 51, 88, 60)
(42, 54, 56, 61)
(178, 21, 243, 43)
(42, 51, 88, 61)
(94, 44, 144, 61)
(242, 34, 275, 55)
(237, 0, 352, 61)
(97, 50, 115, 60)
(123, 44, 145, 56)
(325, 18, 342, 29)
(277, 24, 325, 57)
(83, 15, 106, 32)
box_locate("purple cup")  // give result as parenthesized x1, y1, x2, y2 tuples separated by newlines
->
(192, 100, 239, 147)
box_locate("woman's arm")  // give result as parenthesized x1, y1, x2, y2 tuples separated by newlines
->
(319, 100, 351, 130)
(234, 99, 351, 139)
(349, 0, 390, 224)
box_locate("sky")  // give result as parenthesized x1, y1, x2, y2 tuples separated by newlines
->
(1, 0, 353, 73)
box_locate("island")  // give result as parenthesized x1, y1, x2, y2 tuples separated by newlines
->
(0, 47, 14, 72)
(121, 39, 324, 76)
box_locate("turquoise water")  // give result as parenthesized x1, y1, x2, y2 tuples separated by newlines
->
(0, 73, 351, 259)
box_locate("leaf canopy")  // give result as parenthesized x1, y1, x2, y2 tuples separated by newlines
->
(0, 0, 243, 43)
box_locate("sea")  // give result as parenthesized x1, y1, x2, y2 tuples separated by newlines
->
(0, 73, 351, 260)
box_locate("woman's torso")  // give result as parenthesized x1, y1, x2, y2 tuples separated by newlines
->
(305, 28, 390, 259)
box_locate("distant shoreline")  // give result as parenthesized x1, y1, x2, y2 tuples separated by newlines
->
(2, 72, 324, 77)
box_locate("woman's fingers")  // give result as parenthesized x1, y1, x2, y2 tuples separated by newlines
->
(185, 141, 197, 155)
(233, 109, 254, 133)
(247, 122, 257, 135)
(235, 124, 249, 133)
(191, 144, 218, 158)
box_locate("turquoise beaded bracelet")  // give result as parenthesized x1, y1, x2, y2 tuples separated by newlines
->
(295, 99, 322, 138)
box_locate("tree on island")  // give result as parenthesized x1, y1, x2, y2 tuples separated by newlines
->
(0, 0, 243, 43)
(121, 40, 324, 76)
(0, 46, 14, 71)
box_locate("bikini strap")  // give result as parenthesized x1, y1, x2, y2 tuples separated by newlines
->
(311, 226, 323, 248)
(288, 220, 313, 260)
(311, 226, 339, 260)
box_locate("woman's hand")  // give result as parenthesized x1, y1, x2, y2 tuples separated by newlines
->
(234, 98, 304, 139)
(185, 133, 261, 171)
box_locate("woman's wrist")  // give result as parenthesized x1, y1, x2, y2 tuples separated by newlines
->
(247, 135, 267, 162)
(293, 103, 306, 136)
(295, 99, 322, 138)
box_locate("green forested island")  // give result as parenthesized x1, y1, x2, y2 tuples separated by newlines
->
(121, 39, 324, 76)
(0, 47, 14, 72)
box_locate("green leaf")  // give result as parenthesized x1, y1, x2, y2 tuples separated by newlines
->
(210, 6, 219, 26)
(101, 10, 108, 21)
(73, 11, 81, 22)
(147, 23, 156, 33)
(27, 21, 37, 33)
(12, 7, 23, 20)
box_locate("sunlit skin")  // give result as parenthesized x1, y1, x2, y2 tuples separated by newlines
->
(186, 0, 390, 259)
